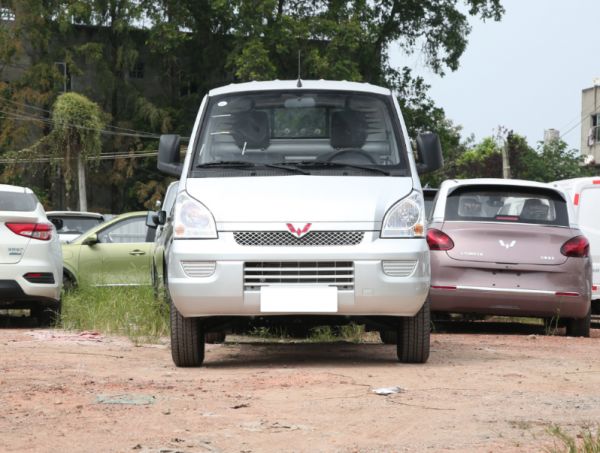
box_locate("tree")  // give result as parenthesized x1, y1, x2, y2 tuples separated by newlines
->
(51, 92, 105, 210)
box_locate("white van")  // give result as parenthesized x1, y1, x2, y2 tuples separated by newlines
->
(157, 80, 443, 366)
(554, 177, 600, 312)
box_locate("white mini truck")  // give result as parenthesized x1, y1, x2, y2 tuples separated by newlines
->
(554, 177, 600, 314)
(157, 80, 443, 366)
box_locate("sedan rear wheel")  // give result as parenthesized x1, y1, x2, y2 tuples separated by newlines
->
(170, 297, 205, 367)
(33, 301, 61, 327)
(566, 306, 591, 338)
(397, 297, 431, 363)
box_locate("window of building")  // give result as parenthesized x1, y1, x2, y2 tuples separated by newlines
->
(129, 62, 144, 79)
(0, 7, 15, 21)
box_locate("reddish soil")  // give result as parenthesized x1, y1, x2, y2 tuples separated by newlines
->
(1, 322, 599, 453)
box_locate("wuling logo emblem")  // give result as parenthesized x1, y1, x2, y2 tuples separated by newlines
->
(286, 223, 312, 238)
(499, 239, 516, 249)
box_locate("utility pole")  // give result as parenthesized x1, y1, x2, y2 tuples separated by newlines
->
(498, 127, 512, 179)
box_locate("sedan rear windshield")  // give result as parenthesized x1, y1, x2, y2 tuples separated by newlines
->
(0, 191, 38, 212)
(192, 90, 408, 177)
(445, 185, 569, 226)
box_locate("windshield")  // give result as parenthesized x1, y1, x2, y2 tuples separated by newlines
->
(192, 90, 408, 176)
(445, 185, 569, 227)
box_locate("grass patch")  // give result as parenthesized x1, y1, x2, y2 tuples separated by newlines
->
(308, 323, 366, 343)
(60, 285, 169, 344)
(546, 426, 600, 453)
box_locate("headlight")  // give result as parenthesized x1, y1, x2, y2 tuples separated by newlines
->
(173, 192, 217, 239)
(380, 191, 425, 238)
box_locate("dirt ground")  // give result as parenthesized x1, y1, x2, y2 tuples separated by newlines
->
(1, 321, 600, 453)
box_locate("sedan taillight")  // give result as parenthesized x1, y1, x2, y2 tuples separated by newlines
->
(6, 223, 53, 241)
(560, 236, 589, 258)
(427, 228, 454, 251)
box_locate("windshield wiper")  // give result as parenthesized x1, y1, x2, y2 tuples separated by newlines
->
(275, 161, 392, 176)
(196, 160, 257, 168)
(196, 161, 309, 174)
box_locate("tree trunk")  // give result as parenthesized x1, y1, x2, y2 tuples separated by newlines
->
(78, 154, 87, 211)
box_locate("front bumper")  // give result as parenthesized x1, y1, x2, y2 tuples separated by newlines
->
(167, 232, 430, 318)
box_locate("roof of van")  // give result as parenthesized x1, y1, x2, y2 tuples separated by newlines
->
(440, 178, 562, 191)
(208, 80, 392, 97)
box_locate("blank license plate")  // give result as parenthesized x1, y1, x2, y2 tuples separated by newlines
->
(260, 286, 338, 313)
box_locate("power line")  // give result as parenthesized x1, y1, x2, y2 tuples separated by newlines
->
(1, 96, 163, 136)
(560, 103, 600, 140)
(0, 106, 161, 139)
(0, 151, 158, 164)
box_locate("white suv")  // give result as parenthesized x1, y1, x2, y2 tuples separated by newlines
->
(157, 80, 443, 366)
(0, 184, 63, 325)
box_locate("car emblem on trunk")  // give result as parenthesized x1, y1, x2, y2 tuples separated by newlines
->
(287, 223, 312, 238)
(499, 239, 516, 249)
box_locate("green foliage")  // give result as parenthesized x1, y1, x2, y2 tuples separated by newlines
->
(546, 425, 600, 453)
(61, 285, 169, 345)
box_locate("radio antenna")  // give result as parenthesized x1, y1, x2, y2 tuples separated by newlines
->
(296, 50, 302, 87)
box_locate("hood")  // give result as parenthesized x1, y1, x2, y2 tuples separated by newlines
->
(185, 176, 413, 225)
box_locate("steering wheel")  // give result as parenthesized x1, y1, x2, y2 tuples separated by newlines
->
(323, 149, 378, 164)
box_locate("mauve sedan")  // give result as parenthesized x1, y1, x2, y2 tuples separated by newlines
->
(427, 178, 592, 336)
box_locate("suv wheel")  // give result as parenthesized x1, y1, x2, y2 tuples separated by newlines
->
(396, 297, 430, 363)
(566, 307, 591, 338)
(170, 298, 205, 366)
(33, 301, 61, 327)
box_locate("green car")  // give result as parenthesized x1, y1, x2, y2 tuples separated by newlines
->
(62, 211, 156, 287)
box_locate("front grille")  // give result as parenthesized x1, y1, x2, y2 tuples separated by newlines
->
(234, 231, 364, 247)
(244, 261, 354, 290)
(181, 261, 216, 278)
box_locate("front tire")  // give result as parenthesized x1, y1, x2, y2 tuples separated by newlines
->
(397, 297, 431, 363)
(170, 298, 205, 367)
(566, 306, 591, 338)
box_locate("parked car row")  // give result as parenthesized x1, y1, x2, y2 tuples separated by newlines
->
(2, 80, 599, 371)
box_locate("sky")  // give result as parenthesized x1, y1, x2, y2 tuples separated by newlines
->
(389, 0, 600, 153)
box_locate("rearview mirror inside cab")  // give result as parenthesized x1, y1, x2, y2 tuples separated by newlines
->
(416, 132, 443, 174)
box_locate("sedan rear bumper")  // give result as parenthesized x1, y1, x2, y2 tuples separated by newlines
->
(431, 285, 590, 319)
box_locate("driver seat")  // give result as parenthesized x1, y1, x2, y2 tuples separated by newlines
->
(330, 110, 367, 149)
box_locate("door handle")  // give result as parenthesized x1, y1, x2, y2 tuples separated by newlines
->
(129, 250, 146, 256)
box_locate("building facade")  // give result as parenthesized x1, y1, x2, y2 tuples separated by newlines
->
(581, 81, 600, 164)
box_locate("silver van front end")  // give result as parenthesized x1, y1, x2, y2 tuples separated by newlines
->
(157, 80, 443, 366)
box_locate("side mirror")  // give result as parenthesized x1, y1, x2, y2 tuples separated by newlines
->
(82, 233, 99, 246)
(157, 134, 183, 177)
(416, 132, 443, 174)
(50, 218, 63, 230)
(146, 211, 159, 228)
(157, 210, 167, 226)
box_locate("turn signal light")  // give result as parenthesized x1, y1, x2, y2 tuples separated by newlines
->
(6, 223, 53, 241)
(427, 229, 454, 251)
(560, 236, 589, 258)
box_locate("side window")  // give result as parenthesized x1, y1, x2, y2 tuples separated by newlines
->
(98, 217, 149, 244)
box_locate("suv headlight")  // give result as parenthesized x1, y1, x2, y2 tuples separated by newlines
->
(381, 191, 425, 238)
(173, 192, 217, 239)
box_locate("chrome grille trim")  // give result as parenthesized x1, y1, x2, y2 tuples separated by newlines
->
(234, 231, 364, 247)
(181, 261, 216, 278)
(382, 260, 417, 277)
(244, 261, 354, 290)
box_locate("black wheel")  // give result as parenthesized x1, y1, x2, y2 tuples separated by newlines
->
(379, 330, 397, 344)
(397, 297, 431, 363)
(205, 331, 226, 344)
(170, 297, 205, 367)
(566, 307, 591, 337)
(33, 301, 61, 327)
(62, 273, 76, 292)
